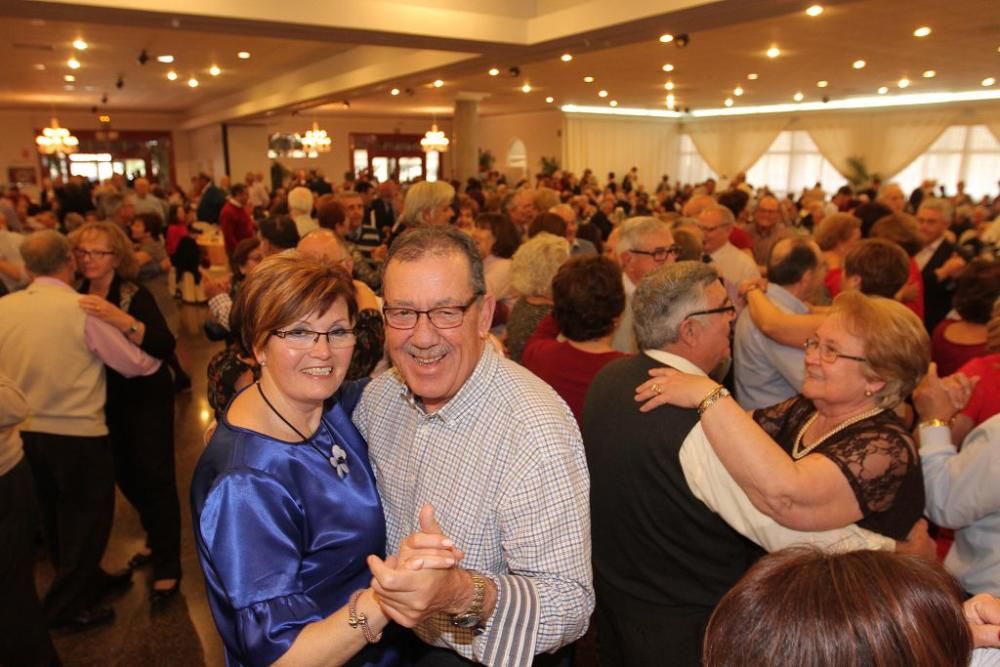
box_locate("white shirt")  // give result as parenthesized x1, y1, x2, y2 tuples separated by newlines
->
(644, 348, 896, 553)
(709, 242, 760, 288)
(611, 274, 638, 354)
(914, 235, 944, 272)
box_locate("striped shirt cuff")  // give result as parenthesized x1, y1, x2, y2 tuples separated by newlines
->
(481, 574, 540, 667)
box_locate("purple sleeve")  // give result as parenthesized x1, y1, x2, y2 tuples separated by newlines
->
(84, 315, 161, 377)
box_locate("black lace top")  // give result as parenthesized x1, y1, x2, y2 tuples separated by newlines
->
(752, 396, 925, 540)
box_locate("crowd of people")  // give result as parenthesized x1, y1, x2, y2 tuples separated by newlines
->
(1, 162, 999, 667)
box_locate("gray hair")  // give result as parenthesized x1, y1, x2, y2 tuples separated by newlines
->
(510, 232, 571, 298)
(633, 261, 719, 349)
(616, 216, 671, 256)
(20, 230, 72, 277)
(386, 225, 486, 296)
(701, 204, 735, 227)
(918, 197, 953, 219)
(401, 181, 455, 225)
(287, 186, 314, 214)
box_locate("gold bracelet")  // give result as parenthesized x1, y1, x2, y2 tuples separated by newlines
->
(918, 418, 950, 429)
(347, 589, 382, 643)
(698, 385, 730, 416)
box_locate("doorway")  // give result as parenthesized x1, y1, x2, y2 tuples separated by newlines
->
(349, 133, 442, 183)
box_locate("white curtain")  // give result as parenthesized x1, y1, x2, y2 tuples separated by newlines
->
(977, 106, 1000, 145)
(804, 108, 960, 180)
(683, 117, 789, 179)
(564, 115, 679, 186)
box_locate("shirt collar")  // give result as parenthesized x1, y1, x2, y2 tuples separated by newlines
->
(765, 283, 809, 313)
(642, 349, 708, 377)
(393, 342, 497, 424)
(32, 276, 73, 291)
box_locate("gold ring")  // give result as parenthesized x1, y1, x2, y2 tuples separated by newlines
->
(652, 383, 662, 395)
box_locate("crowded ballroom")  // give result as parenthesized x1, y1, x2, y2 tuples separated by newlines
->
(2, 0, 1000, 665)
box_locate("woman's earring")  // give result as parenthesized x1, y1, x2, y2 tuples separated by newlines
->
(864, 389, 872, 397)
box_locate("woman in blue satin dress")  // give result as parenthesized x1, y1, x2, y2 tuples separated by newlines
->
(191, 254, 445, 667)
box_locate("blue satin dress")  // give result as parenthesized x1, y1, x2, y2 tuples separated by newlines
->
(191, 381, 406, 667)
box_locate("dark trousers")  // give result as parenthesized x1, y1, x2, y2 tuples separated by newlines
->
(22, 432, 115, 623)
(594, 595, 708, 667)
(413, 643, 573, 666)
(0, 457, 60, 666)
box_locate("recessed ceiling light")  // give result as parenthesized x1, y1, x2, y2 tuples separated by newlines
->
(913, 26, 931, 38)
(793, 91, 804, 101)
(766, 46, 781, 59)
(521, 83, 532, 93)
(188, 77, 199, 88)
(922, 70, 936, 78)
(156, 55, 174, 64)
(805, 5, 823, 17)
(659, 34, 674, 44)
(433, 79, 444, 88)
(817, 80, 829, 88)
(598, 89, 608, 97)
(64, 74, 75, 82)
(725, 97, 734, 107)
(390, 88, 400, 95)
(72, 39, 88, 50)
(237, 51, 250, 59)
(583, 75, 594, 83)
(560, 53, 573, 62)
(878, 86, 889, 94)
(852, 59, 866, 69)
(898, 77, 910, 88)
(734, 86, 744, 96)
(67, 57, 80, 69)
(747, 73, 759, 80)
(609, 100, 618, 107)
(545, 96, 554, 103)
(166, 70, 177, 81)
(209, 65, 221, 76)
(33, 63, 46, 71)
(664, 82, 675, 91)
(662, 63, 674, 72)
(488, 67, 500, 76)
(984, 77, 997, 87)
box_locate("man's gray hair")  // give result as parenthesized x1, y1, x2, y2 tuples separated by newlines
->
(386, 226, 486, 297)
(918, 197, 953, 219)
(633, 261, 719, 350)
(400, 181, 455, 225)
(287, 186, 314, 214)
(20, 230, 71, 277)
(616, 216, 671, 256)
(701, 204, 735, 227)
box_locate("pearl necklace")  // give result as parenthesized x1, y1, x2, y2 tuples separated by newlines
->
(792, 406, 885, 460)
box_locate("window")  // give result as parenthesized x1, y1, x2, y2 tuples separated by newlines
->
(893, 125, 1000, 201)
(677, 133, 716, 184)
(746, 131, 846, 198)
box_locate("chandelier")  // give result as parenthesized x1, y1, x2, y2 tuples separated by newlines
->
(300, 121, 331, 153)
(35, 118, 80, 155)
(421, 123, 449, 153)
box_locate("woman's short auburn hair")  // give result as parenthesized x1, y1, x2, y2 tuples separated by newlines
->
(813, 212, 861, 252)
(70, 220, 139, 281)
(704, 547, 972, 667)
(552, 255, 625, 342)
(831, 290, 930, 409)
(233, 252, 357, 357)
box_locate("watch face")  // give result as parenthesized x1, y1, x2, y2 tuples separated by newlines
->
(451, 613, 482, 629)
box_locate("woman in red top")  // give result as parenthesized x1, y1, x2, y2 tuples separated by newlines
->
(931, 260, 1000, 377)
(871, 213, 925, 321)
(522, 254, 628, 423)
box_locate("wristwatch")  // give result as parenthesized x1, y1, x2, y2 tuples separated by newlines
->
(451, 571, 486, 629)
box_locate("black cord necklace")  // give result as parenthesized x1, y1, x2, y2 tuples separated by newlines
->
(256, 382, 350, 478)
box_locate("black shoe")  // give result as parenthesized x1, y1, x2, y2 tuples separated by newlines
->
(50, 606, 115, 632)
(150, 579, 181, 607)
(128, 551, 154, 569)
(99, 568, 133, 598)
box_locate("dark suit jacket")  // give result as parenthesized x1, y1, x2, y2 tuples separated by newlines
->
(921, 239, 957, 333)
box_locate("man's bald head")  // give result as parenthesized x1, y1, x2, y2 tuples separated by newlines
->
(297, 228, 354, 273)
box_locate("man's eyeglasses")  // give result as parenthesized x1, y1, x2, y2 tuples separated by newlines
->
(383, 293, 482, 330)
(271, 328, 356, 350)
(684, 303, 736, 319)
(74, 248, 115, 260)
(628, 245, 681, 262)
(803, 337, 867, 364)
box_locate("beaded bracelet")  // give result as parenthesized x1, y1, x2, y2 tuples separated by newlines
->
(348, 590, 383, 643)
(698, 385, 731, 416)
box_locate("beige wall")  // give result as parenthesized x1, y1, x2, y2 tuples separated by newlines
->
(479, 110, 565, 183)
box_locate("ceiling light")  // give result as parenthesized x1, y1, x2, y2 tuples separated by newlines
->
(664, 82, 675, 91)
(662, 63, 674, 72)
(390, 88, 400, 95)
(583, 75, 594, 83)
(99, 114, 111, 123)
(433, 79, 444, 87)
(301, 121, 332, 153)
(878, 86, 889, 94)
(64, 74, 75, 82)
(521, 83, 531, 93)
(67, 57, 80, 69)
(209, 65, 221, 76)
(598, 89, 608, 98)
(488, 67, 500, 76)
(747, 73, 759, 80)
(421, 123, 449, 152)
(817, 80, 828, 88)
(984, 77, 997, 87)
(725, 98, 734, 107)
(188, 77, 199, 88)
(545, 96, 554, 103)
(734, 86, 744, 96)
(913, 26, 931, 38)
(853, 59, 866, 69)
(560, 53, 572, 62)
(793, 91, 804, 101)
(237, 51, 250, 59)
(659, 34, 674, 44)
(156, 55, 174, 63)
(35, 118, 79, 154)
(609, 100, 618, 107)
(72, 39, 88, 50)
(898, 77, 910, 88)
(806, 5, 823, 17)
(33, 63, 46, 71)
(923, 70, 936, 78)
(166, 70, 177, 81)
(766, 46, 780, 59)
